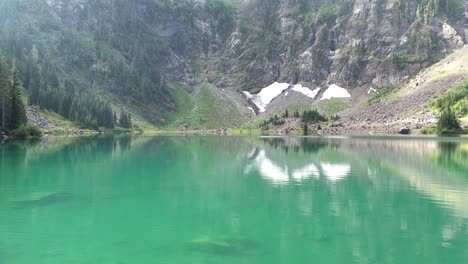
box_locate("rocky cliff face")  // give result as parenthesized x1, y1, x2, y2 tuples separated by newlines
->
(220, 0, 465, 91)
(0, 0, 465, 127)
(43, 0, 466, 91)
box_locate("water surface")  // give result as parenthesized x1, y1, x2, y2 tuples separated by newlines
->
(1, 136, 467, 263)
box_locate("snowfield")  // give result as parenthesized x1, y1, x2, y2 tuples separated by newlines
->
(291, 84, 321, 99)
(320, 84, 351, 100)
(246, 82, 290, 112)
(245, 82, 345, 113)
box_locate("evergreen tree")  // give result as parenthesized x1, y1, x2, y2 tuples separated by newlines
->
(0, 55, 28, 134)
(438, 104, 461, 132)
(302, 109, 327, 123)
(119, 111, 132, 129)
(9, 69, 27, 130)
(0, 55, 10, 132)
(303, 123, 308, 136)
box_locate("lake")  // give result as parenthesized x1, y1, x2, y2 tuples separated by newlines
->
(0, 136, 467, 263)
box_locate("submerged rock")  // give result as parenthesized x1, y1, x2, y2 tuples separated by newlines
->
(186, 236, 260, 256)
(15, 192, 73, 208)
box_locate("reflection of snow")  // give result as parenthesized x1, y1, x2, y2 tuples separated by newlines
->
(246, 149, 351, 184)
(247, 150, 289, 184)
(247, 82, 290, 112)
(292, 164, 320, 181)
(291, 84, 321, 99)
(321, 163, 351, 182)
(320, 84, 351, 100)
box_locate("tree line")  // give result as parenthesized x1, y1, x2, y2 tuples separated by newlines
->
(0, 54, 27, 134)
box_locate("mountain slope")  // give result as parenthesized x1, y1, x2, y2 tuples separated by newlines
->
(0, 0, 465, 131)
(325, 46, 468, 134)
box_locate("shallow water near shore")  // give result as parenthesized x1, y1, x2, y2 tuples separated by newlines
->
(1, 136, 467, 263)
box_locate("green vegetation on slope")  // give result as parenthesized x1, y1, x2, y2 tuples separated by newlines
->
(0, 0, 239, 129)
(430, 78, 467, 133)
(431, 78, 468, 118)
(188, 86, 247, 129)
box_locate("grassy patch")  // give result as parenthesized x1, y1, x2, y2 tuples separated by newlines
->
(226, 128, 262, 135)
(187, 85, 248, 129)
(163, 84, 195, 129)
(361, 86, 401, 107)
(429, 78, 468, 118)
(318, 99, 351, 116)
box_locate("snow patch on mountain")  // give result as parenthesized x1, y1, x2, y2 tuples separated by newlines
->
(291, 84, 321, 99)
(247, 82, 290, 112)
(320, 84, 351, 100)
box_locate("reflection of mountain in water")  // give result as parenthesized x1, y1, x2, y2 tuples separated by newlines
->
(245, 147, 351, 185)
(337, 138, 468, 219)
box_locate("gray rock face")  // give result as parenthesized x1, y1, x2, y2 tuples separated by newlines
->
(220, 0, 466, 91)
(40, 0, 466, 92)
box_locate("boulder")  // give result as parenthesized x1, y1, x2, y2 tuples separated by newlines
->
(398, 128, 411, 135)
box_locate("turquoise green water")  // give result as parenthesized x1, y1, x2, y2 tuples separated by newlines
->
(1, 136, 468, 264)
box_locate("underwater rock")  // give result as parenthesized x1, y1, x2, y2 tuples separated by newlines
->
(186, 236, 259, 256)
(15, 192, 73, 208)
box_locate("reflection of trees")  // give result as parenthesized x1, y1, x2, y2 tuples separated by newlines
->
(436, 141, 468, 174)
(260, 137, 331, 155)
(0, 140, 39, 184)
(118, 135, 132, 152)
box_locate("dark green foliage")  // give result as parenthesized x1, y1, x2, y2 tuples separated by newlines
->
(260, 114, 285, 128)
(10, 123, 42, 138)
(282, 109, 289, 118)
(417, 0, 464, 23)
(293, 110, 300, 118)
(0, 55, 9, 132)
(302, 109, 327, 123)
(119, 111, 132, 129)
(317, 3, 338, 26)
(9, 69, 27, 130)
(431, 80, 468, 117)
(0, 54, 28, 134)
(204, 0, 236, 43)
(431, 81, 467, 133)
(0, 0, 210, 127)
(437, 105, 461, 132)
(303, 123, 308, 136)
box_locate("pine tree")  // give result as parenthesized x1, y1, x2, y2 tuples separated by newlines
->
(0, 55, 9, 133)
(303, 123, 308, 136)
(438, 104, 461, 132)
(9, 69, 27, 130)
(119, 111, 132, 129)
